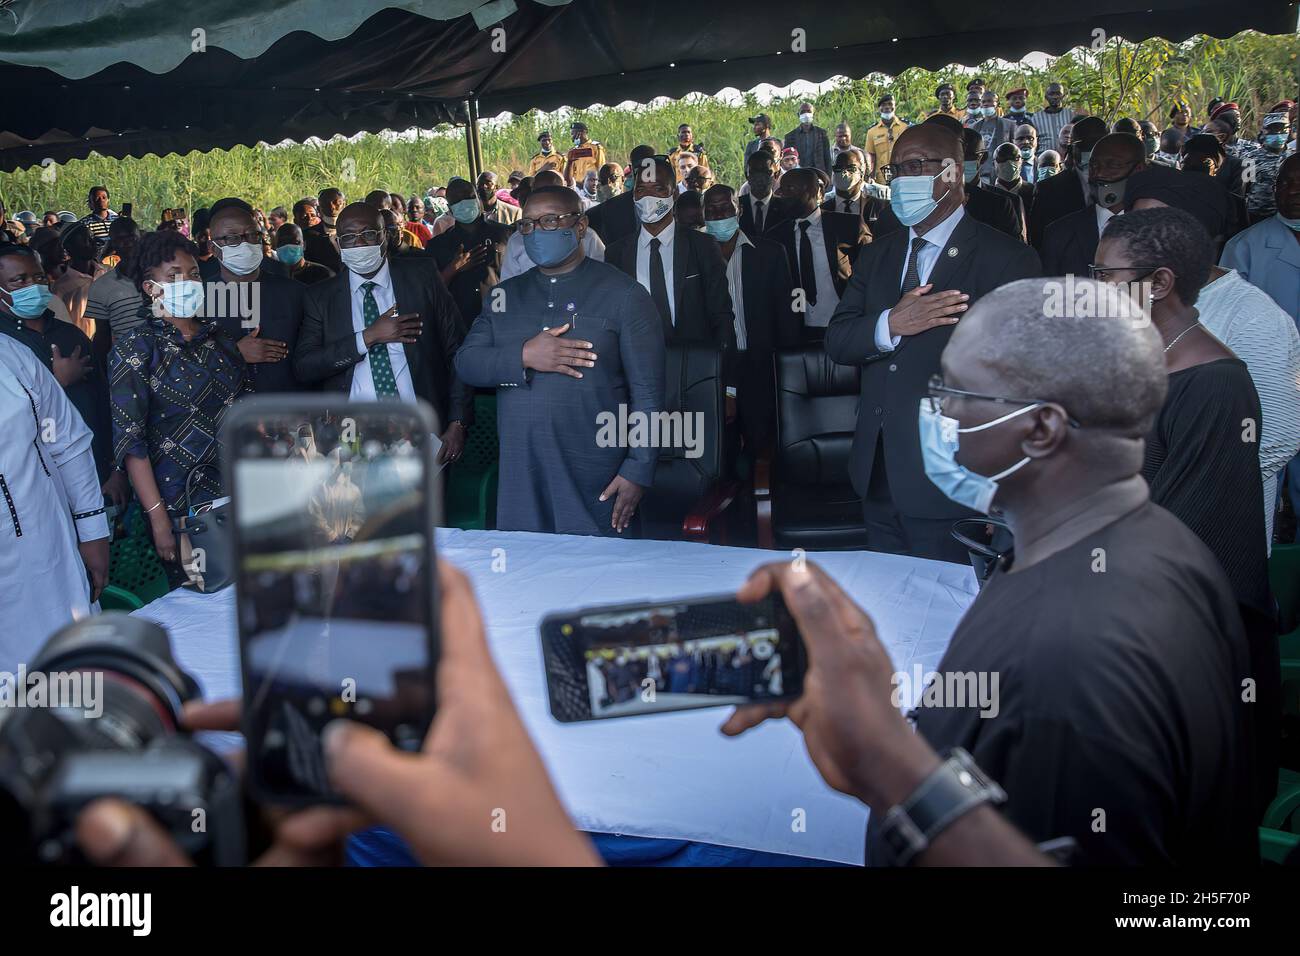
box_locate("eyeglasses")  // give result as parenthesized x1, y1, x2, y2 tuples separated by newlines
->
(927, 374, 1082, 428)
(880, 158, 952, 183)
(1087, 263, 1159, 281)
(337, 229, 383, 248)
(518, 213, 583, 235)
(211, 231, 263, 247)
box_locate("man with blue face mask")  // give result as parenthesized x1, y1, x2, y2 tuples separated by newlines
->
(1245, 111, 1291, 222)
(872, 276, 1258, 866)
(424, 177, 511, 327)
(703, 184, 793, 453)
(825, 122, 1040, 562)
(455, 185, 664, 537)
(971, 91, 1015, 182)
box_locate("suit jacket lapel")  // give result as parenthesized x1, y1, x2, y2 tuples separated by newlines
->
(388, 261, 424, 373)
(821, 215, 845, 293)
(922, 213, 978, 293)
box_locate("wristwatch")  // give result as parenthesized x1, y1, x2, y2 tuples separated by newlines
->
(876, 747, 1007, 866)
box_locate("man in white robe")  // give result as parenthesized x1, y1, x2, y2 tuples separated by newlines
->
(0, 336, 109, 668)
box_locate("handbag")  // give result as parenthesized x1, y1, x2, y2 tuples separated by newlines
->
(172, 463, 235, 592)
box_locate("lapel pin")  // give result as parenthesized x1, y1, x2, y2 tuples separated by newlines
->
(947, 246, 958, 257)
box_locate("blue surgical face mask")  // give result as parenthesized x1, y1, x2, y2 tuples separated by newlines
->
(1037, 165, 1058, 179)
(890, 173, 950, 227)
(704, 216, 740, 242)
(983, 106, 997, 118)
(276, 243, 305, 265)
(5, 282, 54, 318)
(522, 226, 580, 267)
(624, 175, 635, 192)
(149, 278, 205, 319)
(1020, 146, 1033, 161)
(450, 198, 481, 224)
(918, 398, 1037, 514)
(963, 160, 979, 181)
(1263, 133, 1287, 149)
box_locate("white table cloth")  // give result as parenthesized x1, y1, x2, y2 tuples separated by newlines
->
(135, 528, 978, 864)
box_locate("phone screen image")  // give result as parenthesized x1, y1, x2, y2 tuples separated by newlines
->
(542, 594, 803, 722)
(226, 401, 439, 803)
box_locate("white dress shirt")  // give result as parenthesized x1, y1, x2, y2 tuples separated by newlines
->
(1095, 203, 1116, 236)
(723, 231, 753, 351)
(348, 260, 416, 402)
(793, 207, 839, 328)
(635, 220, 677, 325)
(500, 227, 605, 281)
(873, 205, 966, 352)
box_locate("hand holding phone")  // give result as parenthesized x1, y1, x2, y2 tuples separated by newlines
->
(225, 398, 441, 805)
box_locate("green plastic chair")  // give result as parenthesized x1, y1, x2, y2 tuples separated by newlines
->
(445, 393, 499, 531)
(107, 505, 172, 606)
(98, 584, 145, 611)
(1260, 826, 1299, 864)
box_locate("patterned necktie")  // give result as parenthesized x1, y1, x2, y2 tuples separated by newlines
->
(798, 220, 818, 306)
(901, 236, 928, 295)
(649, 237, 672, 336)
(361, 281, 398, 398)
(754, 200, 764, 233)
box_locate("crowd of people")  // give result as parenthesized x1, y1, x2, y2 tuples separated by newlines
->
(3, 78, 1300, 867)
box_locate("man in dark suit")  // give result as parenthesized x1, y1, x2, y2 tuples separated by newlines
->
(203, 198, 306, 394)
(1028, 115, 1108, 248)
(957, 128, 1025, 241)
(825, 122, 1041, 563)
(703, 184, 795, 452)
(301, 188, 345, 274)
(586, 144, 656, 247)
(424, 177, 512, 328)
(604, 155, 734, 352)
(1041, 132, 1147, 277)
(293, 202, 474, 464)
(764, 167, 871, 343)
(739, 150, 787, 239)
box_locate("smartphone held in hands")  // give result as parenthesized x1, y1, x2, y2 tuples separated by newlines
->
(541, 592, 806, 722)
(223, 397, 441, 805)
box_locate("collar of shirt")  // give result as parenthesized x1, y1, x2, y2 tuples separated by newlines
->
(797, 207, 823, 227)
(910, 203, 965, 249)
(149, 316, 219, 346)
(638, 218, 676, 252)
(348, 257, 392, 297)
(1095, 204, 1118, 235)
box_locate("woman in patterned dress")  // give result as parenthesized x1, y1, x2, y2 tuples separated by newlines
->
(109, 230, 250, 573)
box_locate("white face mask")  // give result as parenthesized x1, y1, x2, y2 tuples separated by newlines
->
(799, 112, 814, 125)
(339, 242, 385, 275)
(635, 194, 674, 224)
(218, 241, 263, 275)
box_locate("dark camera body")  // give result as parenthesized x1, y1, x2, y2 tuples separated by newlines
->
(0, 614, 244, 865)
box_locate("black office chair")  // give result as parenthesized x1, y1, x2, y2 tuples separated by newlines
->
(756, 346, 869, 551)
(640, 344, 740, 542)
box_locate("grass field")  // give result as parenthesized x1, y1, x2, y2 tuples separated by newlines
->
(1, 32, 1294, 225)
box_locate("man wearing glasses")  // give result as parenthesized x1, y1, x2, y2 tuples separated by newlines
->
(825, 122, 1040, 563)
(456, 186, 665, 537)
(294, 202, 473, 467)
(203, 197, 302, 393)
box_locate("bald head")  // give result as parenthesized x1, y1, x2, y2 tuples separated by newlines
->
(336, 201, 382, 234)
(532, 169, 565, 188)
(900, 121, 963, 166)
(945, 278, 1167, 435)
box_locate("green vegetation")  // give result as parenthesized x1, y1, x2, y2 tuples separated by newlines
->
(2, 31, 1294, 224)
